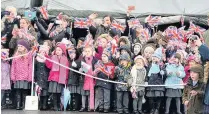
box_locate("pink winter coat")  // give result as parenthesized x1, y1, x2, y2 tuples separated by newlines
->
(1, 61, 11, 90)
(183, 65, 190, 84)
(45, 55, 69, 84)
(11, 53, 33, 82)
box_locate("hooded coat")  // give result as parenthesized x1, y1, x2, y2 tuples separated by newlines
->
(182, 65, 205, 114)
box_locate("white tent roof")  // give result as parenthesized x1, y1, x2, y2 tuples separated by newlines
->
(1, 0, 209, 15)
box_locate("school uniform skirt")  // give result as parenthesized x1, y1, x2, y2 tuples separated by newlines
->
(165, 88, 182, 97)
(146, 90, 164, 97)
(68, 85, 78, 94)
(48, 81, 64, 93)
(76, 84, 90, 96)
(14, 80, 31, 89)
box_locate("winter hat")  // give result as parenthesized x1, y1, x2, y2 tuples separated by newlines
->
(176, 50, 188, 61)
(134, 55, 147, 66)
(119, 53, 131, 61)
(141, 43, 156, 55)
(78, 37, 85, 42)
(56, 42, 67, 55)
(133, 42, 142, 50)
(17, 39, 30, 51)
(174, 53, 181, 60)
(118, 36, 130, 47)
(189, 64, 204, 80)
(119, 45, 131, 56)
(152, 47, 162, 59)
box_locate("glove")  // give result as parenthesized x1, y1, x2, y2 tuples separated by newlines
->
(72, 61, 77, 68)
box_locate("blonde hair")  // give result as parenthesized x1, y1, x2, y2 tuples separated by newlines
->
(5, 6, 17, 17)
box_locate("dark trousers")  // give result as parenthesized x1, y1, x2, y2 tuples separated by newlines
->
(116, 91, 129, 113)
(95, 87, 111, 110)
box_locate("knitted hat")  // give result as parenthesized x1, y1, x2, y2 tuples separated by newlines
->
(56, 43, 67, 55)
(134, 55, 147, 66)
(17, 39, 30, 51)
(174, 53, 181, 60)
(119, 53, 131, 61)
(189, 64, 204, 80)
(152, 47, 162, 59)
(133, 42, 142, 50)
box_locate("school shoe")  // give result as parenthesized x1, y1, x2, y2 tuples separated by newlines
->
(177, 112, 182, 114)
(98, 108, 104, 112)
(103, 109, 109, 113)
(133, 110, 139, 114)
(154, 109, 159, 114)
(124, 109, 130, 114)
(16, 93, 21, 110)
(88, 108, 94, 112)
(79, 107, 86, 112)
(138, 110, 144, 114)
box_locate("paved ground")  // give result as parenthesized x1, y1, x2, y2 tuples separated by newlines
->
(1, 110, 118, 114)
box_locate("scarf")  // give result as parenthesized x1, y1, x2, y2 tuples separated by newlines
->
(51, 55, 68, 84)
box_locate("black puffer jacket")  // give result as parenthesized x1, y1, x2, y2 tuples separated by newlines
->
(68, 59, 81, 86)
(34, 60, 50, 89)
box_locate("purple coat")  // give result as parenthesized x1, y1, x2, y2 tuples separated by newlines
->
(1, 61, 11, 90)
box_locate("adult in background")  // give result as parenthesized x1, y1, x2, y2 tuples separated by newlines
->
(1, 6, 20, 56)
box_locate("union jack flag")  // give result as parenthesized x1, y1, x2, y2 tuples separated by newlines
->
(74, 18, 89, 29)
(1, 34, 7, 44)
(94, 61, 111, 76)
(31, 45, 38, 55)
(35, 84, 42, 99)
(56, 12, 63, 20)
(83, 33, 94, 47)
(111, 21, 126, 33)
(189, 21, 206, 34)
(140, 28, 150, 40)
(128, 18, 141, 29)
(40, 6, 49, 20)
(145, 15, 161, 27)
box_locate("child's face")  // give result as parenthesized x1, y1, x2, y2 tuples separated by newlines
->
(102, 54, 109, 63)
(17, 45, 26, 52)
(133, 45, 141, 55)
(119, 41, 126, 47)
(84, 47, 93, 57)
(56, 47, 63, 56)
(121, 50, 128, 55)
(190, 71, 199, 81)
(144, 47, 154, 59)
(100, 38, 108, 48)
(152, 56, 160, 63)
(43, 42, 49, 47)
(69, 51, 76, 59)
(174, 58, 180, 64)
(135, 59, 144, 68)
(39, 50, 45, 56)
(120, 60, 128, 67)
(77, 40, 83, 48)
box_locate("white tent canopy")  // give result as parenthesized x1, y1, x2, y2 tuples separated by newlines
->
(1, 0, 209, 15)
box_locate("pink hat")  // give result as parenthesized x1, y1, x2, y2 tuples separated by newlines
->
(134, 55, 147, 66)
(56, 43, 67, 55)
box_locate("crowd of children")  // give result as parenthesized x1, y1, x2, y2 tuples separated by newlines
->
(1, 6, 209, 114)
